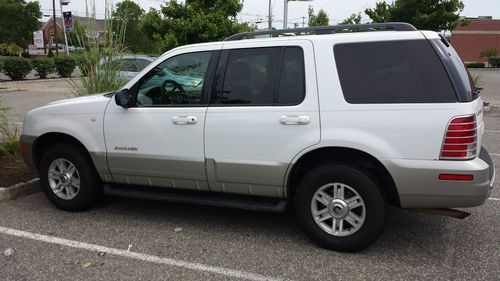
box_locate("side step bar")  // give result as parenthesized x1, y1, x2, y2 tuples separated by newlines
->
(103, 184, 288, 213)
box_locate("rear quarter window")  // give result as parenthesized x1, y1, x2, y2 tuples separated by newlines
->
(334, 40, 457, 104)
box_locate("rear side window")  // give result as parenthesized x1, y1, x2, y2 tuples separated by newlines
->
(334, 40, 457, 104)
(218, 46, 305, 105)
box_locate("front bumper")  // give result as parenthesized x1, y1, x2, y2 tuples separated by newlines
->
(383, 147, 495, 208)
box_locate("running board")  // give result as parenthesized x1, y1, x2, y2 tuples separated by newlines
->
(103, 184, 288, 213)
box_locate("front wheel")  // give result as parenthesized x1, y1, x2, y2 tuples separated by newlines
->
(294, 163, 388, 252)
(39, 143, 102, 211)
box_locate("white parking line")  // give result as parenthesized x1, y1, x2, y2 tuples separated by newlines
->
(488, 197, 500, 201)
(0, 226, 282, 281)
(485, 130, 500, 133)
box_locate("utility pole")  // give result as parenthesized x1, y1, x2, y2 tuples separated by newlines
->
(52, 0, 59, 54)
(283, 0, 288, 29)
(302, 16, 306, 27)
(268, 0, 272, 30)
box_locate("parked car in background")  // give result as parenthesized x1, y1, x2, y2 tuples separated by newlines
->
(99, 55, 157, 81)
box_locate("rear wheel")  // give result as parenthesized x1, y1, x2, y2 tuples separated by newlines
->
(39, 143, 102, 211)
(294, 163, 387, 252)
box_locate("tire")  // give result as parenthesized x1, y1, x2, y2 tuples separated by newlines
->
(294, 163, 387, 252)
(39, 143, 102, 211)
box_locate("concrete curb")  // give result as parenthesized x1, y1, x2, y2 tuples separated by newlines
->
(0, 178, 40, 202)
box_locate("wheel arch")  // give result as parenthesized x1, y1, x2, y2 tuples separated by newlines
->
(32, 132, 94, 169)
(285, 146, 401, 207)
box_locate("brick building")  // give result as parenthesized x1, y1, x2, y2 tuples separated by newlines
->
(451, 17, 500, 63)
(41, 16, 106, 47)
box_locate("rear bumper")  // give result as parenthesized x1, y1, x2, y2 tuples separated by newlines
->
(383, 147, 495, 208)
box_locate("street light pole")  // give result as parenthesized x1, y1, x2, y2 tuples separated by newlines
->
(60, 0, 70, 55)
(52, 0, 59, 54)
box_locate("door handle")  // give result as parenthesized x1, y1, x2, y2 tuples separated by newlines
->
(279, 115, 310, 125)
(172, 116, 197, 125)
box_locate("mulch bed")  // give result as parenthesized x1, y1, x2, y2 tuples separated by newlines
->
(0, 154, 38, 187)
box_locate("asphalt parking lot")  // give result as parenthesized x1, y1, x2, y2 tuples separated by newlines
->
(0, 76, 499, 280)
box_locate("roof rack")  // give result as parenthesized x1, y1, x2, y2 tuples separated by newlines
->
(224, 22, 417, 41)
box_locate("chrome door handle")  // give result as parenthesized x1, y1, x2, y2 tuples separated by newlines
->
(279, 115, 310, 125)
(172, 116, 197, 125)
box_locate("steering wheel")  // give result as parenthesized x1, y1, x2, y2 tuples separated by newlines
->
(161, 79, 188, 104)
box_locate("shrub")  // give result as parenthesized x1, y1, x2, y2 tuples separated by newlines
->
(0, 98, 19, 156)
(1, 57, 32, 80)
(54, 55, 76, 78)
(489, 56, 500, 68)
(480, 47, 497, 59)
(32, 58, 55, 79)
(465, 62, 485, 68)
(21, 50, 30, 58)
(0, 60, 3, 72)
(47, 48, 54, 58)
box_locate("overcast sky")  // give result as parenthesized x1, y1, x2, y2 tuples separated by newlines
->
(37, 0, 500, 28)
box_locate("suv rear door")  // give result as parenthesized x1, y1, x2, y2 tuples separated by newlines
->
(204, 39, 320, 198)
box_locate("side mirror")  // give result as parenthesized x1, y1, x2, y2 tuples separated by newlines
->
(115, 89, 131, 108)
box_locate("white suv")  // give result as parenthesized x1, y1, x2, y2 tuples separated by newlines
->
(20, 23, 495, 252)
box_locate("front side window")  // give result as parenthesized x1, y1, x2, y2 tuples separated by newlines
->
(218, 46, 305, 105)
(334, 40, 457, 104)
(135, 52, 212, 106)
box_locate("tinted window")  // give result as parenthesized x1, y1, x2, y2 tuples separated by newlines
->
(222, 47, 281, 104)
(334, 40, 457, 104)
(136, 59, 152, 72)
(219, 47, 305, 105)
(120, 59, 138, 72)
(135, 52, 212, 106)
(277, 47, 305, 104)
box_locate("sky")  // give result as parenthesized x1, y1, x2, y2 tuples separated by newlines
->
(37, 0, 500, 29)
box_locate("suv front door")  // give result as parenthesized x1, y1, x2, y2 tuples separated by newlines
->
(104, 46, 220, 190)
(204, 40, 320, 197)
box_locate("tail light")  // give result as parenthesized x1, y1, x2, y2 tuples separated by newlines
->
(440, 115, 477, 160)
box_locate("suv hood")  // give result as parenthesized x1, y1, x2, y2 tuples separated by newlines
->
(28, 93, 113, 116)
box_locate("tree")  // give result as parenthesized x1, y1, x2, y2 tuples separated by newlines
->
(341, 13, 363, 25)
(308, 7, 329, 27)
(365, 0, 464, 31)
(112, 0, 154, 53)
(0, 0, 42, 48)
(143, 0, 250, 52)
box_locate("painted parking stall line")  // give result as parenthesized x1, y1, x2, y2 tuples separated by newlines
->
(0, 226, 282, 281)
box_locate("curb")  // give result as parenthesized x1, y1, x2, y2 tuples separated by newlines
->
(0, 178, 40, 202)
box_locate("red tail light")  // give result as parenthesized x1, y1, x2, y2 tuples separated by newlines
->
(440, 115, 477, 160)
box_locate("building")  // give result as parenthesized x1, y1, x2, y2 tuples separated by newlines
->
(41, 16, 107, 47)
(451, 17, 500, 63)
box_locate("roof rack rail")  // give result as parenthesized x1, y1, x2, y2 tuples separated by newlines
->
(224, 22, 417, 41)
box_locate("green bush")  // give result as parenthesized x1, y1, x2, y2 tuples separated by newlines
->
(465, 62, 486, 68)
(47, 48, 54, 58)
(1, 57, 32, 80)
(54, 55, 76, 78)
(489, 56, 500, 68)
(32, 58, 55, 79)
(74, 54, 88, 77)
(0, 140, 20, 156)
(0, 60, 3, 72)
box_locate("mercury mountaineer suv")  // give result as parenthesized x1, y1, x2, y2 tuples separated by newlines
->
(20, 23, 496, 252)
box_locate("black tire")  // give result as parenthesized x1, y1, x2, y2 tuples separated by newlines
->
(39, 143, 102, 211)
(294, 163, 387, 252)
